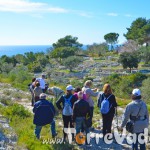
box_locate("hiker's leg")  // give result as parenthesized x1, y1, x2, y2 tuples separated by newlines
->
(63, 115, 70, 139)
(35, 126, 42, 139)
(31, 93, 34, 106)
(132, 133, 138, 150)
(139, 133, 146, 150)
(106, 115, 114, 134)
(102, 115, 107, 136)
(69, 115, 74, 140)
(83, 120, 90, 145)
(89, 107, 94, 130)
(50, 119, 56, 136)
(75, 117, 83, 134)
(90, 107, 94, 118)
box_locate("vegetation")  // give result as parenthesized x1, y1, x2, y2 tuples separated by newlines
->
(102, 73, 148, 99)
(124, 17, 150, 46)
(104, 32, 119, 50)
(118, 51, 140, 72)
(0, 17, 150, 149)
(62, 56, 82, 72)
(87, 43, 109, 57)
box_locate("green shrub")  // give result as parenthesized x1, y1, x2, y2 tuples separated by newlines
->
(3, 104, 31, 119)
(141, 77, 150, 104)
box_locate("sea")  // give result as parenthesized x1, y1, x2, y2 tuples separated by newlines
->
(0, 45, 51, 57)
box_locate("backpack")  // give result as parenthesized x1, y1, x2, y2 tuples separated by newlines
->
(100, 94, 112, 114)
(62, 95, 73, 116)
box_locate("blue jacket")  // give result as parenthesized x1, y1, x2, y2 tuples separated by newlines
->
(33, 99, 55, 126)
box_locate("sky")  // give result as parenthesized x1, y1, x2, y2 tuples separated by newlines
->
(0, 0, 150, 46)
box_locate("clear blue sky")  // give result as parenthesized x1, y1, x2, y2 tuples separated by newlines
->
(0, 0, 150, 45)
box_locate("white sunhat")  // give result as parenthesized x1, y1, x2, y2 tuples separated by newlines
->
(132, 88, 141, 96)
(66, 85, 74, 91)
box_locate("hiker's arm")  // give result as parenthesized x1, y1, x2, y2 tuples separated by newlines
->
(121, 105, 131, 128)
(33, 103, 38, 113)
(97, 93, 102, 107)
(89, 89, 99, 97)
(113, 95, 117, 107)
(56, 96, 63, 110)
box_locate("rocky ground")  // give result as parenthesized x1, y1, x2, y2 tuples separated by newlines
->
(0, 82, 149, 150)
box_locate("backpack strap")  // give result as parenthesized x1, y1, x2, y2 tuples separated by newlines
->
(104, 94, 112, 100)
(63, 95, 73, 106)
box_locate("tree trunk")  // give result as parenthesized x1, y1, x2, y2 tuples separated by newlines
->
(130, 67, 132, 73)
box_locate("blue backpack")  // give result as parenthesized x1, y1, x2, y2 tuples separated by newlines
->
(100, 94, 112, 114)
(62, 95, 73, 116)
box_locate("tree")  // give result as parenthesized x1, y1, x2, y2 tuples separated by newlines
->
(118, 52, 140, 73)
(104, 33, 119, 50)
(87, 42, 109, 57)
(124, 17, 150, 46)
(24, 52, 36, 65)
(62, 56, 82, 72)
(50, 47, 77, 62)
(50, 35, 82, 62)
(119, 40, 139, 53)
(53, 35, 82, 49)
(0, 62, 14, 73)
(138, 46, 150, 64)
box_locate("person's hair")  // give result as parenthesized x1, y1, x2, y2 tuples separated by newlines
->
(40, 93, 47, 99)
(74, 87, 81, 93)
(103, 84, 112, 94)
(35, 82, 40, 87)
(78, 91, 83, 99)
(132, 95, 141, 100)
(32, 78, 36, 82)
(84, 80, 92, 87)
(42, 74, 46, 78)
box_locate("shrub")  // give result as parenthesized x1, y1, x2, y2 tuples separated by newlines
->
(4, 104, 31, 119)
(141, 77, 150, 104)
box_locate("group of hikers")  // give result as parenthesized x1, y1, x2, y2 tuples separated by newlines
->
(29, 75, 149, 150)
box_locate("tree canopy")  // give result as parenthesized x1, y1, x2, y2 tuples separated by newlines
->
(52, 35, 82, 49)
(118, 52, 140, 72)
(124, 17, 150, 45)
(104, 32, 119, 50)
(50, 35, 83, 61)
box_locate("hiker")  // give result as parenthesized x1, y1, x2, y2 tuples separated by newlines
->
(73, 91, 91, 144)
(36, 74, 46, 93)
(97, 84, 117, 139)
(33, 93, 57, 139)
(82, 80, 99, 129)
(33, 81, 43, 103)
(56, 85, 77, 141)
(73, 87, 86, 100)
(119, 88, 149, 150)
(28, 78, 36, 106)
(48, 86, 64, 99)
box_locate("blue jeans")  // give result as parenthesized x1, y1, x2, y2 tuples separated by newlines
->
(75, 117, 89, 134)
(132, 133, 146, 150)
(35, 119, 56, 139)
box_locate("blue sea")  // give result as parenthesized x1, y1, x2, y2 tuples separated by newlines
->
(0, 45, 51, 57)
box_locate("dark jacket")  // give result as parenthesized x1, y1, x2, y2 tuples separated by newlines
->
(97, 93, 117, 116)
(56, 94, 77, 110)
(33, 99, 55, 126)
(73, 99, 91, 122)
